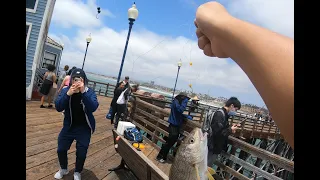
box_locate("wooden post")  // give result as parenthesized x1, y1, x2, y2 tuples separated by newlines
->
(251, 119, 257, 138)
(199, 109, 204, 124)
(260, 121, 265, 138)
(239, 119, 246, 139)
(267, 122, 272, 139)
(92, 82, 96, 91)
(105, 83, 109, 97)
(130, 98, 137, 122)
(225, 146, 237, 179)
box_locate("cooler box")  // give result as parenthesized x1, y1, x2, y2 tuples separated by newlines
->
(116, 121, 136, 135)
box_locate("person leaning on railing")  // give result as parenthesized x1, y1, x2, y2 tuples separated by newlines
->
(156, 92, 193, 163)
(194, 1, 294, 148)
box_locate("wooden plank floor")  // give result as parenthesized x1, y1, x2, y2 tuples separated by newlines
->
(26, 96, 172, 180)
(26, 96, 138, 180)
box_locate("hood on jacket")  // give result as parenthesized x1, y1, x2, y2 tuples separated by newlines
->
(69, 68, 89, 87)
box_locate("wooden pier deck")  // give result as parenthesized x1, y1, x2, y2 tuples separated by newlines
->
(26, 96, 172, 180)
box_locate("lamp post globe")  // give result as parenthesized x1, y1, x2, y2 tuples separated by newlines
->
(128, 2, 139, 20)
(82, 34, 92, 70)
(86, 34, 92, 43)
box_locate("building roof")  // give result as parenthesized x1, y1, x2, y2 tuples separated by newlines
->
(46, 36, 64, 49)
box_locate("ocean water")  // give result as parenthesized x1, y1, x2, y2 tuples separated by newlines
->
(86, 73, 172, 97)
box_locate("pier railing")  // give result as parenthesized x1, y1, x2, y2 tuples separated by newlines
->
(89, 80, 283, 139)
(132, 93, 281, 140)
(87, 79, 117, 97)
(128, 97, 294, 180)
(86, 79, 282, 140)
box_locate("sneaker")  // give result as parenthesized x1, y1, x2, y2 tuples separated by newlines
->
(40, 105, 46, 108)
(48, 105, 53, 108)
(156, 156, 165, 163)
(74, 172, 81, 180)
(54, 169, 69, 179)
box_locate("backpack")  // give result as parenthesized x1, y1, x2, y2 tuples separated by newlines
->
(201, 108, 225, 138)
(124, 127, 143, 143)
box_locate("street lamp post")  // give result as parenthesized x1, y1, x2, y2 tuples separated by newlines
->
(172, 61, 182, 100)
(116, 2, 139, 83)
(82, 34, 92, 70)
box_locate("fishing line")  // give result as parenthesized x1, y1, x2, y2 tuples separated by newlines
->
(182, 21, 205, 93)
(130, 22, 193, 79)
(130, 38, 168, 75)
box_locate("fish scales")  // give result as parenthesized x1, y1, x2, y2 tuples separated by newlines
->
(169, 127, 208, 180)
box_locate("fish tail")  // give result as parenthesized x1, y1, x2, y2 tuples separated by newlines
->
(207, 171, 215, 180)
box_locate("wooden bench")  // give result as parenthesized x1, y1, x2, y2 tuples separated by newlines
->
(109, 130, 169, 180)
(125, 97, 294, 180)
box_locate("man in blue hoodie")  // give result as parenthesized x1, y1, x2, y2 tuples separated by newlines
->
(156, 92, 192, 163)
(54, 68, 99, 180)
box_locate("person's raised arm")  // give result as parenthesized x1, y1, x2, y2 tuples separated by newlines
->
(43, 72, 48, 81)
(195, 1, 294, 148)
(52, 74, 57, 84)
(58, 76, 67, 93)
(173, 98, 189, 113)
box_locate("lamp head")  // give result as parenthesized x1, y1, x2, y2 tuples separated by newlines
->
(128, 2, 139, 20)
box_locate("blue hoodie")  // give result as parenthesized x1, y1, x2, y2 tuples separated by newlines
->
(168, 98, 190, 126)
(55, 68, 99, 134)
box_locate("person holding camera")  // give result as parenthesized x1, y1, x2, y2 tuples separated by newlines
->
(54, 68, 99, 180)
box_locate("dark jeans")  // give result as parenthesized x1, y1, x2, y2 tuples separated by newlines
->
(157, 124, 181, 160)
(207, 150, 219, 167)
(110, 103, 118, 124)
(114, 104, 127, 128)
(57, 126, 91, 173)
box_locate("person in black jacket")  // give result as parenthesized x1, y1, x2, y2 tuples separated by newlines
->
(106, 76, 131, 122)
(115, 76, 130, 89)
(207, 97, 241, 167)
(110, 82, 130, 128)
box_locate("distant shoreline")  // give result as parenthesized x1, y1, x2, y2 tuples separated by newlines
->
(85, 72, 264, 114)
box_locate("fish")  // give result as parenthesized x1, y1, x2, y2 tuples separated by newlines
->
(169, 127, 215, 180)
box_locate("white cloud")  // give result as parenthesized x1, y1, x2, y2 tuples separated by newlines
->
(49, 0, 293, 103)
(53, 26, 252, 93)
(226, 0, 294, 39)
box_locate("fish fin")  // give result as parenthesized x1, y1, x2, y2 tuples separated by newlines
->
(194, 164, 201, 180)
(207, 166, 216, 175)
(207, 171, 215, 180)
